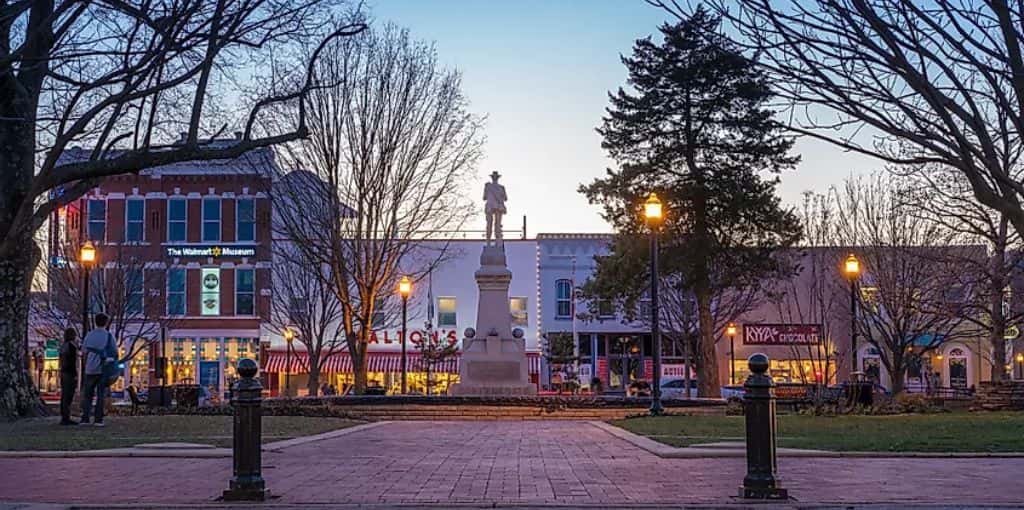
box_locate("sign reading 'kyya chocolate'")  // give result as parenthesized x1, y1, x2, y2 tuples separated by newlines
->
(743, 323, 821, 345)
(166, 245, 256, 258)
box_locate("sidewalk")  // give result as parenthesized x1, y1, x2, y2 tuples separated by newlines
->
(1, 420, 1022, 506)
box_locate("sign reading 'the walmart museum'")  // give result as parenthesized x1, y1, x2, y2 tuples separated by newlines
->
(165, 245, 256, 258)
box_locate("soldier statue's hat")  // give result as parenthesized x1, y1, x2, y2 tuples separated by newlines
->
(490, 170, 501, 179)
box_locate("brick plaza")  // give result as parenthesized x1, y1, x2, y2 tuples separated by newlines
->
(1, 420, 1022, 506)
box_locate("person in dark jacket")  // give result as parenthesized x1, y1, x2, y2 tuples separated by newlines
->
(59, 327, 79, 425)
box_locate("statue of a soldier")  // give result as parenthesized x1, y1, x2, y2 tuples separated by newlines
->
(483, 171, 507, 246)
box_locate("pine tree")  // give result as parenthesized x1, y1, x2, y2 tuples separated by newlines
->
(581, 8, 801, 397)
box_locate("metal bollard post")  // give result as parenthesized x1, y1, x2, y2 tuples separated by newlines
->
(222, 358, 268, 501)
(739, 353, 788, 500)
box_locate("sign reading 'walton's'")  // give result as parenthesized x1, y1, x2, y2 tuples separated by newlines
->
(743, 323, 821, 345)
(165, 245, 256, 258)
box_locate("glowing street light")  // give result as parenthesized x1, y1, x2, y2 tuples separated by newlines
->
(843, 253, 861, 377)
(397, 276, 412, 394)
(643, 192, 664, 415)
(284, 328, 295, 396)
(727, 323, 738, 385)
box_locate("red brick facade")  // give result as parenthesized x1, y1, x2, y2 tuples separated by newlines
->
(50, 146, 275, 394)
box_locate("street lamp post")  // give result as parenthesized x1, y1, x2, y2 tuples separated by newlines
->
(727, 323, 738, 385)
(79, 241, 97, 388)
(398, 276, 412, 395)
(284, 328, 294, 397)
(1016, 353, 1023, 380)
(644, 192, 664, 416)
(843, 254, 861, 378)
(79, 241, 97, 340)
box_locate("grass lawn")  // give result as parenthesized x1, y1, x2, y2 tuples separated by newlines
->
(0, 415, 361, 451)
(611, 412, 1024, 452)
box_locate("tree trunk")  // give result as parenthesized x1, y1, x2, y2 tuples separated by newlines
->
(695, 288, 721, 397)
(890, 365, 906, 395)
(0, 256, 46, 417)
(307, 360, 321, 397)
(352, 339, 368, 394)
(989, 217, 1009, 381)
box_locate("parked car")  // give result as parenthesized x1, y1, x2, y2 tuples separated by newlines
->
(344, 383, 388, 396)
(660, 378, 699, 399)
(720, 385, 744, 400)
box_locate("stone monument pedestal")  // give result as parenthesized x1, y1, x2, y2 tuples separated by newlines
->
(449, 246, 536, 396)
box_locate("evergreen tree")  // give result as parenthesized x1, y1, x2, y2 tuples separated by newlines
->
(581, 8, 801, 397)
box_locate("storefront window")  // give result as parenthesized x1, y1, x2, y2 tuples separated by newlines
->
(170, 337, 196, 384)
(130, 346, 150, 390)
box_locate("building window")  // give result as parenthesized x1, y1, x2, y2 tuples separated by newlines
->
(510, 297, 528, 326)
(126, 268, 144, 315)
(167, 268, 186, 316)
(167, 198, 187, 242)
(87, 199, 106, 241)
(555, 279, 572, 318)
(438, 297, 457, 327)
(236, 198, 255, 242)
(235, 269, 255, 316)
(200, 268, 220, 315)
(371, 299, 386, 328)
(125, 199, 145, 242)
(597, 299, 615, 318)
(202, 198, 221, 242)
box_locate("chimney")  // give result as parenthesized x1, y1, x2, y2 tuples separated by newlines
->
(234, 131, 243, 140)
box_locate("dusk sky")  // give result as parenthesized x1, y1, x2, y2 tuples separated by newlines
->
(371, 0, 879, 234)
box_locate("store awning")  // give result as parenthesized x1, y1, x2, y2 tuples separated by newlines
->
(262, 351, 541, 376)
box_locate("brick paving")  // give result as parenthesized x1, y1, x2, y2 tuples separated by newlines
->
(1, 420, 1023, 506)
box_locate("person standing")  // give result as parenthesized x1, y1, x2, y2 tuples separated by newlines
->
(81, 313, 116, 426)
(58, 327, 79, 425)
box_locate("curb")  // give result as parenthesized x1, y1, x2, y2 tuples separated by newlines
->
(0, 421, 386, 459)
(262, 421, 387, 451)
(0, 447, 232, 459)
(590, 421, 1024, 459)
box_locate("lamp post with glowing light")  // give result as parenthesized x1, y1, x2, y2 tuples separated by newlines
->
(843, 254, 861, 377)
(79, 241, 97, 340)
(283, 328, 294, 397)
(727, 323, 738, 385)
(1017, 353, 1024, 379)
(398, 276, 412, 394)
(644, 193, 664, 415)
(79, 241, 97, 389)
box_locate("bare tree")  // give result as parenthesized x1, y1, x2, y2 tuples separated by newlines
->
(649, 1, 1024, 239)
(833, 174, 978, 394)
(415, 325, 459, 396)
(899, 165, 1024, 381)
(272, 24, 482, 394)
(766, 193, 849, 387)
(0, 0, 366, 417)
(270, 244, 346, 397)
(32, 244, 178, 367)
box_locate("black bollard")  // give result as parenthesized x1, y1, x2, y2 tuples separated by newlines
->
(739, 353, 788, 500)
(223, 358, 268, 501)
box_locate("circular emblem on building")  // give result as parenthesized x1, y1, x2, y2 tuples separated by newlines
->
(203, 272, 220, 289)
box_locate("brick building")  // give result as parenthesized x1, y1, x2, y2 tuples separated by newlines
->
(49, 142, 274, 398)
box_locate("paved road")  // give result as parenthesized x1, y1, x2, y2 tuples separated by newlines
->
(1, 421, 1022, 506)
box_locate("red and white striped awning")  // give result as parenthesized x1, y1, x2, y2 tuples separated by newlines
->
(263, 351, 541, 376)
